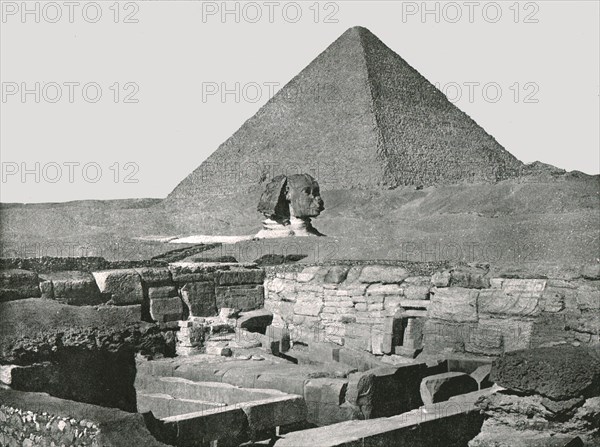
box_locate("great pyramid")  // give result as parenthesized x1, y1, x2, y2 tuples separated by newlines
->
(167, 26, 523, 204)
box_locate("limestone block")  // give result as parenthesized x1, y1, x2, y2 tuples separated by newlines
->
(382, 317, 403, 354)
(181, 282, 217, 317)
(431, 270, 451, 287)
(575, 283, 600, 310)
(304, 378, 348, 425)
(540, 286, 568, 312)
(428, 287, 479, 322)
(422, 319, 473, 353)
(297, 266, 321, 283)
(0, 269, 40, 300)
(168, 263, 215, 284)
(464, 320, 504, 356)
(40, 271, 104, 305)
(344, 266, 363, 283)
(216, 269, 265, 286)
(403, 284, 430, 300)
(470, 317, 534, 353)
(92, 269, 143, 305)
(358, 265, 409, 284)
(294, 301, 323, 316)
(355, 303, 368, 311)
(134, 267, 172, 286)
(371, 328, 385, 355)
(150, 296, 184, 323)
(500, 278, 546, 297)
(478, 289, 541, 317)
(240, 395, 307, 436)
(215, 285, 264, 311)
(148, 286, 178, 300)
(324, 266, 349, 284)
(420, 372, 478, 404)
(366, 284, 403, 295)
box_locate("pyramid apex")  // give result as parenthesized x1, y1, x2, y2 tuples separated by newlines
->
(343, 25, 373, 36)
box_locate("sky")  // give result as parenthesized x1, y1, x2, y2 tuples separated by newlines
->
(1, 0, 599, 203)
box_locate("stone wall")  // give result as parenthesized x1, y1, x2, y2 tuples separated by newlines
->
(264, 263, 600, 357)
(0, 261, 265, 324)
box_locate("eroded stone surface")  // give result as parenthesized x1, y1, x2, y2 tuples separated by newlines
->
(92, 269, 144, 305)
(490, 346, 600, 400)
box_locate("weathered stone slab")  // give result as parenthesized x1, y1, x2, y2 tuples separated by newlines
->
(168, 263, 216, 284)
(92, 269, 144, 305)
(478, 289, 540, 317)
(148, 286, 178, 300)
(358, 266, 409, 284)
(240, 395, 307, 436)
(294, 301, 323, 316)
(500, 278, 546, 297)
(304, 378, 348, 425)
(162, 407, 248, 444)
(403, 284, 431, 300)
(420, 372, 478, 404)
(150, 296, 184, 323)
(137, 392, 224, 418)
(40, 271, 104, 305)
(0, 269, 40, 300)
(428, 287, 479, 322)
(216, 285, 264, 312)
(180, 281, 216, 317)
(134, 267, 172, 286)
(366, 283, 403, 295)
(215, 269, 265, 286)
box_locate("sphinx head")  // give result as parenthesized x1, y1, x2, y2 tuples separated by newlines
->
(257, 174, 324, 221)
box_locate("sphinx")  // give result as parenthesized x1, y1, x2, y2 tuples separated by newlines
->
(255, 174, 325, 238)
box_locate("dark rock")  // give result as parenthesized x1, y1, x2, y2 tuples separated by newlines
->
(490, 346, 600, 400)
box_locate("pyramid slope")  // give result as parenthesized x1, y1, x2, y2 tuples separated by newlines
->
(167, 26, 523, 204)
(168, 27, 385, 203)
(358, 28, 522, 186)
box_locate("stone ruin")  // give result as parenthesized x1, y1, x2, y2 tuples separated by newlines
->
(255, 174, 325, 239)
(0, 257, 598, 446)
